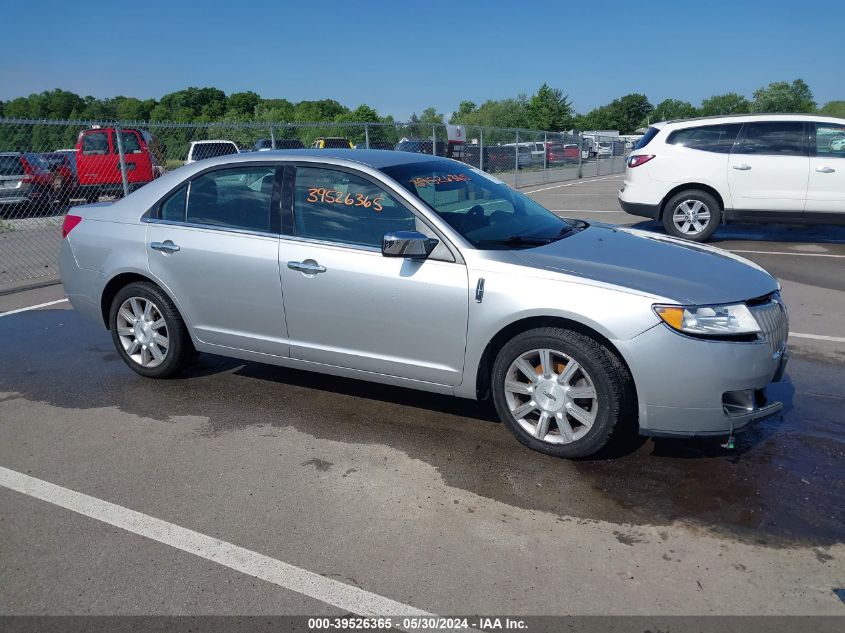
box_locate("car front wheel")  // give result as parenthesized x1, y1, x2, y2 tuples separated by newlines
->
(491, 327, 630, 458)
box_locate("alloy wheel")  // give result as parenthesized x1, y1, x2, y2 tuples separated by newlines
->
(115, 297, 169, 368)
(672, 199, 711, 235)
(503, 348, 599, 444)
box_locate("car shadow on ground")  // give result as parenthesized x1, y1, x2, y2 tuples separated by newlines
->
(630, 219, 845, 244)
(2, 309, 841, 546)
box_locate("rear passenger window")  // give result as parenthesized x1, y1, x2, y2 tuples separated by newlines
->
(160, 185, 187, 222)
(735, 122, 805, 156)
(81, 132, 109, 155)
(294, 167, 415, 248)
(666, 124, 741, 153)
(119, 131, 142, 154)
(814, 123, 845, 159)
(186, 167, 275, 232)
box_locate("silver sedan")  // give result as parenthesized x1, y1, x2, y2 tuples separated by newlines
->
(59, 150, 789, 458)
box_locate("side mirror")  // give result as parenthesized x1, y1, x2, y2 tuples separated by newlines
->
(382, 230, 439, 260)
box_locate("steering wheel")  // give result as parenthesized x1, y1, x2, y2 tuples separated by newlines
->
(459, 205, 485, 232)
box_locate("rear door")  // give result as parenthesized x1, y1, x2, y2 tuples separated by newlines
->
(806, 122, 845, 215)
(727, 121, 809, 213)
(146, 164, 288, 356)
(117, 130, 154, 184)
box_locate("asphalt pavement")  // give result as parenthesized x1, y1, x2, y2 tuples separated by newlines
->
(0, 176, 843, 621)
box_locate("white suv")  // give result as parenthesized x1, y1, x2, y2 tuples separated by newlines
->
(185, 140, 239, 165)
(618, 114, 845, 241)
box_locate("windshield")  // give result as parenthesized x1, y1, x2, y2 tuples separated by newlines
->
(192, 143, 238, 161)
(381, 161, 577, 249)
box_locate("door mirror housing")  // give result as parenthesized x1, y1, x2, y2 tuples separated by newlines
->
(382, 230, 439, 259)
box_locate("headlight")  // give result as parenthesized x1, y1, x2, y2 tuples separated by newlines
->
(653, 303, 761, 337)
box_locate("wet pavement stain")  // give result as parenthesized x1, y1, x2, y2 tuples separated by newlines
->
(2, 308, 844, 546)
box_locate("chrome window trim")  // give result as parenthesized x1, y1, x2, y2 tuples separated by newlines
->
(141, 216, 279, 239)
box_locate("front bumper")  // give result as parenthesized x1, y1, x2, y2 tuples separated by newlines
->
(616, 323, 787, 437)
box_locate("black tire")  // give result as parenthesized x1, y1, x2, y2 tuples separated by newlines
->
(661, 189, 720, 242)
(491, 327, 631, 458)
(109, 281, 196, 378)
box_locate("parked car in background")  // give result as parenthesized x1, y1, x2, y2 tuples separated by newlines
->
(185, 140, 239, 165)
(0, 152, 59, 213)
(59, 149, 789, 459)
(311, 137, 354, 149)
(619, 113, 845, 241)
(254, 138, 306, 151)
(546, 142, 580, 165)
(41, 151, 79, 201)
(75, 128, 156, 203)
(364, 140, 394, 150)
(395, 138, 447, 156)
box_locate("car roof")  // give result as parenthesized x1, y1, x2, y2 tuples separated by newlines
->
(191, 139, 238, 144)
(183, 148, 454, 169)
(654, 113, 845, 129)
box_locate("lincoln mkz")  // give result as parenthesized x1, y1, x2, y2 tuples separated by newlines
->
(59, 150, 789, 457)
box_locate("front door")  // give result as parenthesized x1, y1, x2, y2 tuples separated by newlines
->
(806, 121, 845, 215)
(279, 165, 469, 386)
(146, 165, 288, 356)
(727, 121, 809, 213)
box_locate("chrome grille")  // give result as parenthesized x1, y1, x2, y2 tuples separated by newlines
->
(749, 296, 789, 358)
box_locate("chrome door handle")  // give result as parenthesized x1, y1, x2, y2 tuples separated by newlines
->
(149, 240, 180, 254)
(732, 164, 751, 170)
(287, 260, 327, 274)
(815, 166, 836, 173)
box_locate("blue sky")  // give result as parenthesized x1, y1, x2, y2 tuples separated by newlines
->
(1, 0, 842, 118)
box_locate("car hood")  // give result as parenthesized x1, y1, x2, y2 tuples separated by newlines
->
(511, 224, 778, 304)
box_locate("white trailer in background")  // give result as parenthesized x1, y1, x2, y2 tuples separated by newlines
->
(581, 130, 619, 159)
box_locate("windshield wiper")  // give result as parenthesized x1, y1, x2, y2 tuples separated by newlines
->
(475, 224, 580, 248)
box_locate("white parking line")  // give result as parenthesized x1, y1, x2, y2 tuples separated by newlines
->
(790, 332, 845, 343)
(729, 249, 845, 259)
(522, 175, 623, 194)
(0, 466, 434, 622)
(0, 298, 68, 317)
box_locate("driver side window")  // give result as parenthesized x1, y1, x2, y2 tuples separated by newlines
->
(293, 167, 416, 248)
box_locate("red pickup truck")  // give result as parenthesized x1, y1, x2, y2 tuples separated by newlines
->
(75, 128, 157, 202)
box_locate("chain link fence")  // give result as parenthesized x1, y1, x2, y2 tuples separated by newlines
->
(0, 118, 628, 291)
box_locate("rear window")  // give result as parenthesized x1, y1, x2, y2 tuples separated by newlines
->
(81, 131, 110, 155)
(23, 153, 50, 171)
(192, 142, 238, 161)
(321, 138, 351, 149)
(666, 124, 741, 153)
(119, 131, 143, 154)
(633, 126, 661, 150)
(0, 155, 24, 176)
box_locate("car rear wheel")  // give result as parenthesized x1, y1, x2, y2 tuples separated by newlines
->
(662, 190, 720, 242)
(491, 327, 629, 458)
(109, 281, 196, 378)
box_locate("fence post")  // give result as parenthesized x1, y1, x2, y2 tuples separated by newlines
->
(514, 129, 519, 188)
(364, 122, 370, 149)
(270, 124, 275, 148)
(479, 127, 484, 171)
(431, 125, 436, 155)
(543, 131, 548, 183)
(577, 132, 583, 179)
(114, 127, 130, 197)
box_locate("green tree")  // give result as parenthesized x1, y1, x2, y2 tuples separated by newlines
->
(652, 98, 698, 122)
(294, 99, 348, 122)
(818, 100, 845, 118)
(752, 79, 815, 113)
(451, 100, 477, 123)
(226, 91, 261, 117)
(526, 84, 573, 131)
(699, 92, 751, 116)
